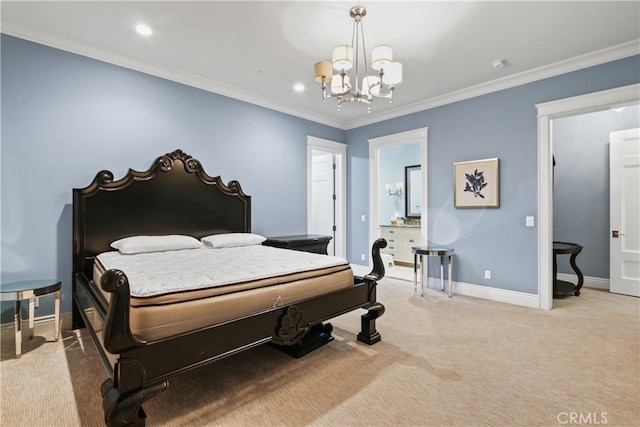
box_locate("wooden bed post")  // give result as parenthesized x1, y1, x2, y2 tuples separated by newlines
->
(100, 269, 168, 426)
(101, 364, 167, 427)
(357, 302, 385, 344)
(100, 269, 146, 353)
(358, 238, 387, 344)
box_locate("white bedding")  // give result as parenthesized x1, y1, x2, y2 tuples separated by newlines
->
(95, 245, 349, 298)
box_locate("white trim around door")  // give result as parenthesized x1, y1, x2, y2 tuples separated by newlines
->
(368, 127, 429, 267)
(307, 136, 347, 258)
(536, 83, 640, 310)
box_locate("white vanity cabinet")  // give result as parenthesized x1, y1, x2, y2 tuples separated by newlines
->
(379, 225, 421, 264)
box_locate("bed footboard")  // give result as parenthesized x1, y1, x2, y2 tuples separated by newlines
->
(83, 238, 386, 426)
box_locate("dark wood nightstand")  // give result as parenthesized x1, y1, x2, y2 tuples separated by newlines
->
(263, 234, 332, 254)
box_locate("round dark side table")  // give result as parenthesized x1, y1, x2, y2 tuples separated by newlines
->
(553, 242, 584, 297)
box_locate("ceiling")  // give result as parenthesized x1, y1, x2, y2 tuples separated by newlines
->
(2, 1, 639, 130)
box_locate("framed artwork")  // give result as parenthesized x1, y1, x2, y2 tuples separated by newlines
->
(454, 158, 500, 208)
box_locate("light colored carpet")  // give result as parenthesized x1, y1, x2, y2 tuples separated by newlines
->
(1, 278, 638, 426)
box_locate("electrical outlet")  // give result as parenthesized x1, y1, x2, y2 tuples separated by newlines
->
(484, 270, 491, 279)
(361, 254, 365, 261)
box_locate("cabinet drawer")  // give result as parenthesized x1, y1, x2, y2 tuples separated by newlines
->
(380, 229, 398, 239)
(379, 226, 421, 264)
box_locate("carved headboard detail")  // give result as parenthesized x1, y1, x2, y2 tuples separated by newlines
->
(73, 149, 251, 277)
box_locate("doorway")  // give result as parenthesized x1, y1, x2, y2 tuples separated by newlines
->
(553, 109, 640, 297)
(536, 83, 640, 310)
(307, 136, 346, 257)
(368, 128, 428, 280)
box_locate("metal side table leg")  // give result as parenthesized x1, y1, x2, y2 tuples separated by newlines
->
(413, 253, 419, 294)
(54, 290, 60, 341)
(448, 255, 453, 298)
(419, 255, 425, 297)
(440, 256, 445, 292)
(14, 301, 22, 358)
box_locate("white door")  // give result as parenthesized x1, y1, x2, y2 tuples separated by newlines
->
(307, 137, 347, 259)
(311, 150, 336, 255)
(609, 128, 640, 296)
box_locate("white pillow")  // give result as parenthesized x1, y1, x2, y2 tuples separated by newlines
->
(111, 235, 202, 254)
(201, 233, 266, 249)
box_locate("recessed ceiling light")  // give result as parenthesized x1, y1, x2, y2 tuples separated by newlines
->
(136, 24, 153, 36)
(293, 83, 305, 92)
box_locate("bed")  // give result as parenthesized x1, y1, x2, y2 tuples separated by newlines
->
(72, 149, 387, 426)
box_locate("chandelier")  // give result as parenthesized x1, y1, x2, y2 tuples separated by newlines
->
(313, 6, 402, 112)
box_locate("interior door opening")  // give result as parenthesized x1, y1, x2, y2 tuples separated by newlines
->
(368, 128, 428, 280)
(537, 83, 640, 310)
(307, 136, 347, 258)
(311, 150, 337, 255)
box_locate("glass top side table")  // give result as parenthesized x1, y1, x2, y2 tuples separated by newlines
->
(412, 246, 455, 297)
(0, 280, 61, 358)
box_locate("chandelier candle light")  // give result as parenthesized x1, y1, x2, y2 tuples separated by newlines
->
(314, 6, 402, 112)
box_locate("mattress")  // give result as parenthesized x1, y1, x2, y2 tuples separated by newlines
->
(93, 245, 354, 341)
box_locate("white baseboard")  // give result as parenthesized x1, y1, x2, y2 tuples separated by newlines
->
(424, 277, 539, 309)
(1, 312, 73, 345)
(351, 263, 539, 309)
(557, 273, 609, 290)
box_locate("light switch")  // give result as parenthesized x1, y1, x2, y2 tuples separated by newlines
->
(526, 216, 535, 227)
(361, 214, 366, 222)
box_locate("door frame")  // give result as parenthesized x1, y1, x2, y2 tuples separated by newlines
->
(307, 136, 347, 258)
(368, 127, 429, 265)
(536, 83, 640, 310)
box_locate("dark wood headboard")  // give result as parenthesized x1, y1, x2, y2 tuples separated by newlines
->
(73, 149, 251, 278)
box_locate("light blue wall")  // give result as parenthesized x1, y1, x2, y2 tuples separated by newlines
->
(553, 105, 640, 278)
(378, 143, 421, 223)
(1, 34, 639, 322)
(0, 35, 345, 322)
(346, 56, 640, 294)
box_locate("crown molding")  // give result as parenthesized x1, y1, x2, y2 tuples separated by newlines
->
(345, 39, 640, 130)
(0, 20, 346, 129)
(2, 19, 637, 131)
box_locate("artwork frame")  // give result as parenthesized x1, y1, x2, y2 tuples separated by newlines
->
(454, 158, 500, 208)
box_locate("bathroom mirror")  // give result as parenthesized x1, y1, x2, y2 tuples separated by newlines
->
(405, 165, 421, 218)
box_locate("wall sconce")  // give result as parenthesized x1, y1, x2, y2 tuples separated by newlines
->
(386, 182, 403, 196)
